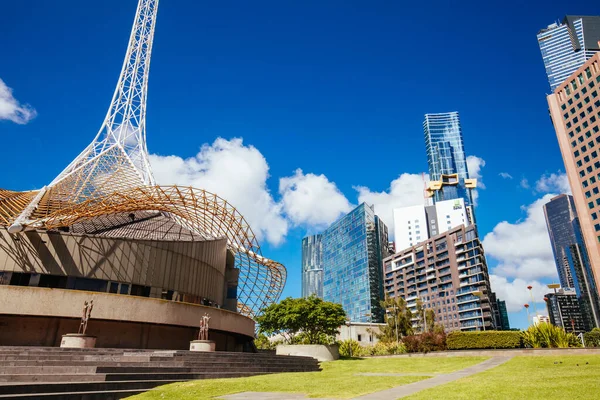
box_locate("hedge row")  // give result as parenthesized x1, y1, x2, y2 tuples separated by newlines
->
(447, 331, 523, 350)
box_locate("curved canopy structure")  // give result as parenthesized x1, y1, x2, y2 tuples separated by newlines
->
(0, 186, 286, 318)
(0, 0, 286, 318)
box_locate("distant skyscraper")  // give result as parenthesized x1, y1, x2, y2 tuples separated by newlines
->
(544, 194, 580, 288)
(547, 53, 600, 309)
(545, 288, 587, 334)
(497, 300, 510, 330)
(423, 112, 477, 220)
(302, 234, 323, 298)
(537, 16, 600, 92)
(322, 203, 387, 323)
(393, 198, 469, 250)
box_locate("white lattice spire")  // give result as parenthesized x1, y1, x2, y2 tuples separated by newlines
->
(50, 0, 158, 201)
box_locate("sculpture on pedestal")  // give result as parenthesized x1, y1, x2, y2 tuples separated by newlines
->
(198, 314, 210, 341)
(78, 300, 94, 335)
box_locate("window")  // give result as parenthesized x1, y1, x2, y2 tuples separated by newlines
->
(595, 224, 600, 232)
(357, 334, 362, 341)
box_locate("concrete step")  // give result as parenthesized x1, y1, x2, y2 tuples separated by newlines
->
(0, 367, 98, 375)
(104, 371, 272, 381)
(0, 380, 180, 395)
(0, 374, 106, 383)
(0, 359, 318, 369)
(98, 366, 317, 374)
(0, 388, 148, 399)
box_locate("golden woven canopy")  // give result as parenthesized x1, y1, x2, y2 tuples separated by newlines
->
(0, 185, 286, 319)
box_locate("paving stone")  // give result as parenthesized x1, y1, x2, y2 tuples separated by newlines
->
(352, 356, 513, 399)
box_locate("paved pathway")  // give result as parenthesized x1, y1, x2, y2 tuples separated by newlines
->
(219, 356, 513, 400)
(353, 356, 513, 400)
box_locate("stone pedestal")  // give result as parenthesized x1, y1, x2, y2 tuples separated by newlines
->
(190, 339, 216, 352)
(60, 334, 97, 348)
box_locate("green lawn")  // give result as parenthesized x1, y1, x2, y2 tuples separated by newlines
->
(128, 356, 486, 399)
(404, 355, 600, 400)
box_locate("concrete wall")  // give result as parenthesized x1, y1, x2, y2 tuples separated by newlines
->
(337, 323, 385, 345)
(0, 286, 254, 349)
(0, 227, 228, 304)
(276, 344, 339, 362)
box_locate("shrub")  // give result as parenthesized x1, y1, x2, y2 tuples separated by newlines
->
(403, 332, 447, 353)
(369, 341, 407, 356)
(339, 339, 363, 357)
(584, 328, 600, 347)
(447, 331, 522, 350)
(521, 322, 580, 348)
(254, 333, 276, 350)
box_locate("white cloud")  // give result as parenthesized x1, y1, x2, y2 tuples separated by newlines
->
(466, 155, 486, 189)
(499, 172, 513, 179)
(490, 275, 549, 313)
(520, 178, 530, 189)
(483, 194, 558, 281)
(354, 173, 426, 231)
(0, 78, 37, 124)
(535, 172, 571, 194)
(150, 137, 288, 246)
(279, 169, 352, 229)
(466, 155, 486, 206)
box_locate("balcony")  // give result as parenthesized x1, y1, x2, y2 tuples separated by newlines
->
(456, 295, 479, 305)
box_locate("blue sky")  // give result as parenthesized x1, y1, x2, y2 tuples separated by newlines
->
(1, 0, 597, 329)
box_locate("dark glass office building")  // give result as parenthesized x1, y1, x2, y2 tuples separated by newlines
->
(546, 289, 587, 334)
(497, 300, 511, 330)
(322, 203, 387, 323)
(543, 194, 600, 329)
(301, 234, 324, 298)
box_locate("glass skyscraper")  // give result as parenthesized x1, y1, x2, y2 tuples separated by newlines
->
(423, 112, 474, 208)
(301, 234, 324, 298)
(322, 203, 388, 323)
(537, 15, 600, 92)
(543, 194, 600, 329)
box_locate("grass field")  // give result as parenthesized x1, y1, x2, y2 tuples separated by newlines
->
(404, 355, 600, 400)
(128, 356, 486, 399)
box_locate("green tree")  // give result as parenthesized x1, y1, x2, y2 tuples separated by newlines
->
(256, 295, 346, 344)
(375, 297, 414, 342)
(415, 300, 443, 334)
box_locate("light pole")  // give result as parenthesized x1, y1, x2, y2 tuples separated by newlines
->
(386, 306, 399, 343)
(345, 319, 352, 357)
(527, 285, 539, 316)
(473, 291, 485, 331)
(364, 313, 373, 343)
(547, 283, 564, 329)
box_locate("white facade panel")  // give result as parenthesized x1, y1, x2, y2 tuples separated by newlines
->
(434, 198, 468, 235)
(393, 206, 427, 252)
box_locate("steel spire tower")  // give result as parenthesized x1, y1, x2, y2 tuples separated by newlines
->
(50, 0, 158, 201)
(1, 0, 288, 318)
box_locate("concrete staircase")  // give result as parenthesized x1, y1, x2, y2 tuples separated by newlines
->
(0, 347, 321, 399)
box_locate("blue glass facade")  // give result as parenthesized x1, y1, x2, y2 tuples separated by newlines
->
(544, 194, 600, 329)
(423, 112, 473, 207)
(301, 234, 323, 298)
(322, 203, 387, 323)
(537, 16, 600, 92)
